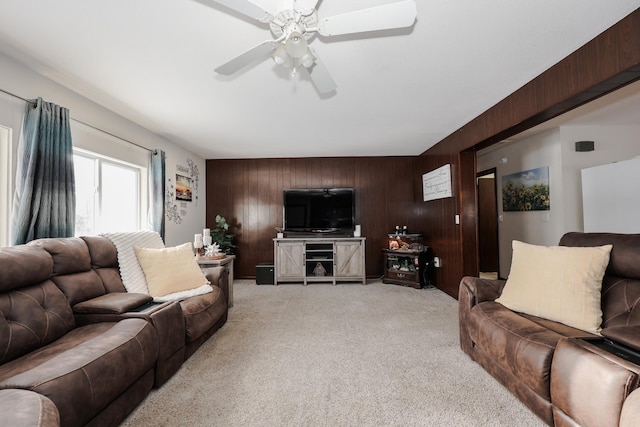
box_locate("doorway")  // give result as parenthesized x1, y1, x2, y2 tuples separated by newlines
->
(477, 168, 499, 279)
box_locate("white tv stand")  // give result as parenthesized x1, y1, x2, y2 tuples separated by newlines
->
(273, 237, 366, 285)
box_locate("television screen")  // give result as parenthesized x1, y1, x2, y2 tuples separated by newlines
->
(284, 188, 355, 233)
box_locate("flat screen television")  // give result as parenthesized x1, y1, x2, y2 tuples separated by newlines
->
(283, 188, 355, 234)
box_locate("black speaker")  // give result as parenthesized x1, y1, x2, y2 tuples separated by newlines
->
(575, 141, 595, 152)
(256, 263, 274, 285)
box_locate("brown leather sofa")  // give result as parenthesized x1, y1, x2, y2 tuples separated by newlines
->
(0, 236, 229, 426)
(459, 232, 640, 426)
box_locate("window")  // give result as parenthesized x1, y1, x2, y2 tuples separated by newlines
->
(74, 148, 148, 236)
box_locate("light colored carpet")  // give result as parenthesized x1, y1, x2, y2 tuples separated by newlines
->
(121, 280, 546, 427)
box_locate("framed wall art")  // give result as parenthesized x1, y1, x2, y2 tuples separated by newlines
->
(502, 166, 550, 211)
(175, 174, 194, 202)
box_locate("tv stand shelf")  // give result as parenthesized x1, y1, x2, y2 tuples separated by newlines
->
(274, 237, 366, 285)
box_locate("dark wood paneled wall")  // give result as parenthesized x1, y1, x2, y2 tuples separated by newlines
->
(206, 157, 419, 279)
(417, 8, 640, 298)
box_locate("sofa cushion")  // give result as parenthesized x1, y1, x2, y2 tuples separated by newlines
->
(0, 245, 53, 292)
(0, 319, 157, 427)
(0, 281, 75, 364)
(134, 243, 210, 298)
(496, 240, 612, 334)
(559, 232, 640, 280)
(28, 237, 92, 276)
(601, 275, 640, 328)
(82, 236, 128, 293)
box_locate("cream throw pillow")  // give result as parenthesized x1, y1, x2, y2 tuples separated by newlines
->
(496, 240, 612, 334)
(134, 243, 210, 298)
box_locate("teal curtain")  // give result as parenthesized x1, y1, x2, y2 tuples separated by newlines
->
(11, 98, 75, 245)
(150, 149, 166, 240)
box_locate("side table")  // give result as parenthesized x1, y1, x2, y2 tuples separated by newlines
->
(196, 255, 235, 307)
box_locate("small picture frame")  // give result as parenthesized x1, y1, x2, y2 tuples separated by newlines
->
(175, 174, 193, 202)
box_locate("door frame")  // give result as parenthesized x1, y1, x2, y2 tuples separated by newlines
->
(476, 167, 500, 278)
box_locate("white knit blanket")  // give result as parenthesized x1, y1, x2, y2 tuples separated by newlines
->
(102, 231, 212, 302)
(152, 284, 213, 303)
(101, 231, 165, 294)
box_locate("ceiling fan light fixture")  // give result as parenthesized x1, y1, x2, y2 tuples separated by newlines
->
(272, 45, 293, 68)
(301, 51, 315, 68)
(210, 0, 417, 95)
(285, 31, 308, 58)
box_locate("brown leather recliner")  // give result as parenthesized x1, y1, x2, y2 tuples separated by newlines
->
(459, 232, 640, 426)
(0, 244, 158, 427)
(31, 236, 230, 380)
(0, 235, 230, 426)
(78, 236, 229, 361)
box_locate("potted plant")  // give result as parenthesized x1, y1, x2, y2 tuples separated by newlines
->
(211, 215, 236, 255)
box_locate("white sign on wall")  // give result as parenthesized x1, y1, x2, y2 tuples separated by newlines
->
(423, 164, 453, 202)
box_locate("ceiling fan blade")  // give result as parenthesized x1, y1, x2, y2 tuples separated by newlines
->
(317, 0, 417, 37)
(215, 41, 278, 75)
(206, 0, 273, 23)
(306, 48, 337, 95)
(294, 0, 320, 15)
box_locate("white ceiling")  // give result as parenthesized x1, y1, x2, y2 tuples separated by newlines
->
(0, 0, 638, 159)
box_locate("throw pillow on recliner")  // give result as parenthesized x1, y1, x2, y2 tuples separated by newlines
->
(134, 243, 211, 300)
(496, 240, 612, 335)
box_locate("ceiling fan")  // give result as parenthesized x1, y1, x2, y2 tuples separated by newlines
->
(208, 0, 418, 94)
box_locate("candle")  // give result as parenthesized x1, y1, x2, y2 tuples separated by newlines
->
(203, 228, 211, 237)
(194, 234, 203, 256)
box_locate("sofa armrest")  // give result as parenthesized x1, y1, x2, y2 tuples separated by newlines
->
(205, 266, 229, 306)
(0, 389, 60, 427)
(458, 276, 506, 356)
(73, 292, 153, 315)
(459, 276, 506, 304)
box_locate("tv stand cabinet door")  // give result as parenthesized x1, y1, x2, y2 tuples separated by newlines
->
(335, 240, 366, 283)
(275, 240, 304, 283)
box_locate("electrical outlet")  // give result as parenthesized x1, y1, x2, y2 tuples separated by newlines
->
(433, 257, 440, 268)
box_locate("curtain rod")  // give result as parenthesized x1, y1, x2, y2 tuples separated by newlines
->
(0, 87, 153, 153)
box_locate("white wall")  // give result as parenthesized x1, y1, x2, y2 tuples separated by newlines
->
(0, 52, 206, 247)
(477, 124, 640, 278)
(559, 125, 640, 233)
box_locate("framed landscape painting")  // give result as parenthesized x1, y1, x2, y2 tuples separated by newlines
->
(502, 166, 550, 211)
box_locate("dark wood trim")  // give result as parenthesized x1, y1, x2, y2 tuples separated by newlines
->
(459, 151, 478, 278)
(423, 9, 640, 156)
